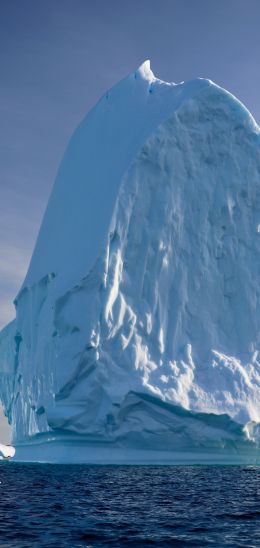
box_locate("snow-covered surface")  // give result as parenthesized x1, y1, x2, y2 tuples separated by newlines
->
(0, 61, 259, 463)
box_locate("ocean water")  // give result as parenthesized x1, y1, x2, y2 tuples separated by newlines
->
(0, 464, 259, 547)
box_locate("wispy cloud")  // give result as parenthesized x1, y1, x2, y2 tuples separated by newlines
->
(0, 242, 28, 284)
(0, 180, 46, 330)
(0, 241, 29, 329)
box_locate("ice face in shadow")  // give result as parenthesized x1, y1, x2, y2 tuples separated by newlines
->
(0, 61, 259, 463)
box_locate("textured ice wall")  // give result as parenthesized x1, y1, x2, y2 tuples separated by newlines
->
(0, 62, 259, 461)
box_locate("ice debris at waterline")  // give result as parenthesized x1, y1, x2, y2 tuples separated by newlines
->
(0, 61, 259, 464)
(0, 444, 15, 459)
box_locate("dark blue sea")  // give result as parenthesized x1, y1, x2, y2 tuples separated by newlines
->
(0, 464, 259, 547)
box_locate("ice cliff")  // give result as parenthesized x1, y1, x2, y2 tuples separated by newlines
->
(0, 61, 260, 463)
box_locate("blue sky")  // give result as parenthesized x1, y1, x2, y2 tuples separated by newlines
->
(1, 0, 260, 330)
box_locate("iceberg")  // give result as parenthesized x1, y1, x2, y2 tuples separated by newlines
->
(0, 61, 259, 463)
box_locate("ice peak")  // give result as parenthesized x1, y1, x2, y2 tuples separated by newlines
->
(135, 60, 155, 82)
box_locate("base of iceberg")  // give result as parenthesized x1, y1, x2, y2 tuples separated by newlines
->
(13, 392, 259, 464)
(13, 441, 259, 465)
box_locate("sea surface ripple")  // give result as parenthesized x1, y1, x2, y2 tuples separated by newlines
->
(0, 464, 259, 547)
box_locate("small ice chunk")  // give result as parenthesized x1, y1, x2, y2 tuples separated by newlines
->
(0, 443, 15, 458)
